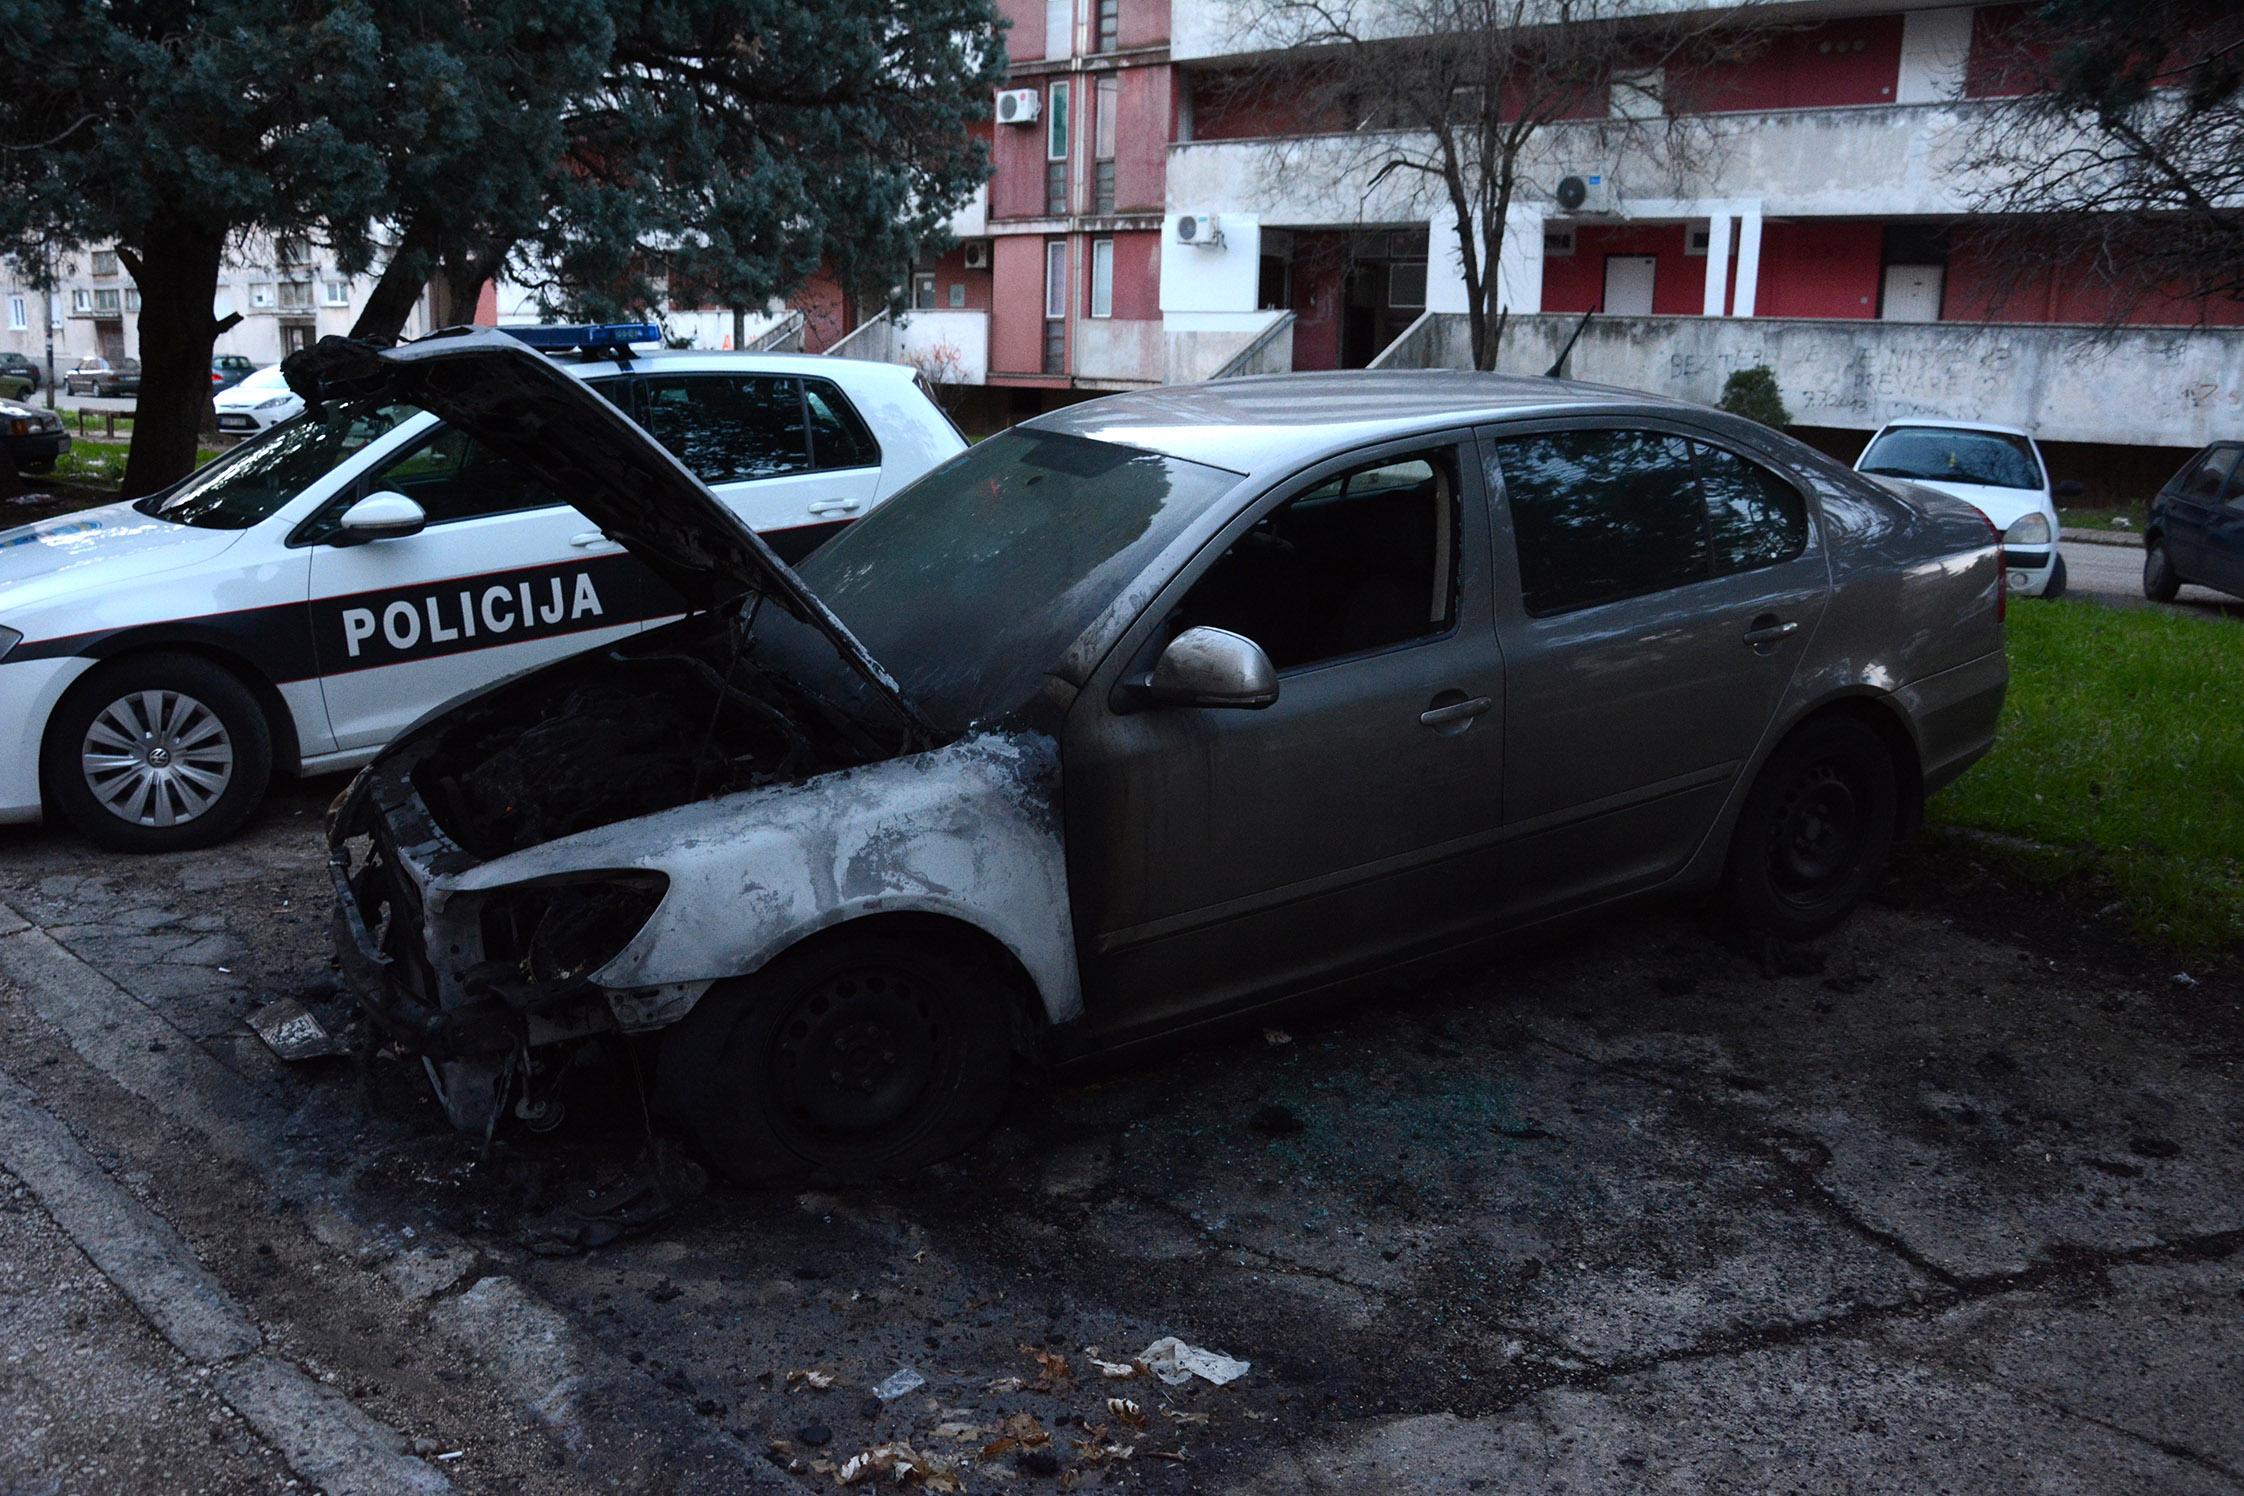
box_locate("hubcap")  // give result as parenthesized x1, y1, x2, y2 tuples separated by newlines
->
(81, 689, 235, 828)
(775, 968, 940, 1134)
(1768, 762, 1863, 901)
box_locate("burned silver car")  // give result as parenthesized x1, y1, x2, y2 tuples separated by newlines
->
(310, 332, 2007, 1181)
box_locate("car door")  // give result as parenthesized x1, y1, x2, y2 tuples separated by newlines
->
(1063, 435, 1507, 1038)
(2160, 445, 2239, 578)
(2206, 450, 2244, 595)
(303, 416, 678, 752)
(1480, 422, 1830, 923)
(634, 371, 882, 564)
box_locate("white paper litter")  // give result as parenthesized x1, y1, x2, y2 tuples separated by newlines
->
(872, 1367, 927, 1401)
(1137, 1336, 1250, 1386)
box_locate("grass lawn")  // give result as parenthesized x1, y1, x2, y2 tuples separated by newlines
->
(47, 443, 221, 487)
(1928, 600, 2244, 951)
(2057, 504, 2149, 534)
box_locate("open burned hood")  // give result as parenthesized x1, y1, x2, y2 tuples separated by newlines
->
(282, 328, 928, 735)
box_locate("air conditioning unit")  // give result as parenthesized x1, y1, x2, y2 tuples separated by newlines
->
(1175, 213, 1225, 248)
(961, 240, 990, 270)
(995, 88, 1042, 125)
(1554, 173, 1617, 215)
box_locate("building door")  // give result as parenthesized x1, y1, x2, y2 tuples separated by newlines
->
(1603, 256, 1656, 315)
(97, 323, 126, 362)
(1881, 264, 1944, 321)
(280, 321, 315, 355)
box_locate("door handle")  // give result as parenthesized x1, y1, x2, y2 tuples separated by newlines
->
(1419, 695, 1493, 729)
(1743, 617, 1799, 647)
(569, 530, 617, 549)
(807, 499, 861, 517)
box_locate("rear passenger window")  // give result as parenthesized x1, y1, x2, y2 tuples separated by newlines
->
(805, 379, 879, 470)
(1491, 430, 1707, 615)
(639, 374, 810, 484)
(1175, 451, 1457, 671)
(1696, 442, 1807, 573)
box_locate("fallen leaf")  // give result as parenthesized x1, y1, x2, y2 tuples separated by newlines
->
(1089, 1358, 1138, 1379)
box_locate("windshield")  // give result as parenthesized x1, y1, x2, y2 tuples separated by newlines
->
(228, 366, 291, 397)
(799, 428, 1242, 732)
(136, 401, 419, 530)
(1859, 428, 2041, 490)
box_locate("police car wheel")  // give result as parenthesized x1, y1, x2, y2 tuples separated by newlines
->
(44, 655, 273, 852)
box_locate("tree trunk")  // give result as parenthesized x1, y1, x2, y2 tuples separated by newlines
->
(350, 219, 441, 343)
(118, 223, 225, 500)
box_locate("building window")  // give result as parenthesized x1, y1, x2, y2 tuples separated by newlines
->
(1090, 239, 1115, 318)
(276, 237, 314, 268)
(1686, 225, 1712, 257)
(1043, 239, 1067, 374)
(1388, 261, 1427, 308)
(321, 279, 350, 306)
(1046, 80, 1071, 215)
(1611, 68, 1665, 119)
(1544, 226, 1576, 257)
(1095, 0, 1119, 52)
(278, 280, 313, 310)
(947, 281, 966, 309)
(913, 272, 937, 310)
(92, 288, 122, 315)
(124, 289, 140, 312)
(71, 289, 91, 313)
(90, 249, 119, 277)
(1093, 76, 1119, 213)
(249, 283, 275, 309)
(1044, 0, 1071, 60)
(6, 296, 24, 331)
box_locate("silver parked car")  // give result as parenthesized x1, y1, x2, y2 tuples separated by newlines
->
(315, 333, 2007, 1181)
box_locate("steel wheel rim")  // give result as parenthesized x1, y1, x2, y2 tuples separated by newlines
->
(80, 689, 235, 828)
(1768, 762, 1864, 904)
(773, 966, 942, 1136)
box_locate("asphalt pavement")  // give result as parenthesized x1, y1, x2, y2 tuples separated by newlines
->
(2058, 533, 2244, 621)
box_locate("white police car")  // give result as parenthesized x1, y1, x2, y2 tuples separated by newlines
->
(0, 324, 965, 850)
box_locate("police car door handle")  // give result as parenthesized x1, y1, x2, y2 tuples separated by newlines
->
(569, 531, 618, 549)
(807, 499, 861, 517)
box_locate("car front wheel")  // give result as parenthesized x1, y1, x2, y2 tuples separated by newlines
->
(1722, 715, 1900, 940)
(2042, 552, 2067, 600)
(2143, 540, 2181, 602)
(42, 654, 274, 851)
(656, 935, 1015, 1185)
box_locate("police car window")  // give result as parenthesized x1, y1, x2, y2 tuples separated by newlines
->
(138, 402, 417, 530)
(639, 374, 811, 484)
(368, 424, 558, 525)
(805, 379, 878, 471)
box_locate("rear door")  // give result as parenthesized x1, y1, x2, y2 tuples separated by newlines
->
(1065, 435, 1507, 1036)
(2206, 448, 2244, 595)
(1480, 422, 1829, 923)
(634, 371, 883, 563)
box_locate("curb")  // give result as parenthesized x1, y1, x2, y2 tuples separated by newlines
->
(2060, 528, 2140, 548)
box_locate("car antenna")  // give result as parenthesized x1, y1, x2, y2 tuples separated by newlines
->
(1544, 309, 1594, 379)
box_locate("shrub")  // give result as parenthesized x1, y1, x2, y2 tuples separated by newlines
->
(1717, 365, 1791, 429)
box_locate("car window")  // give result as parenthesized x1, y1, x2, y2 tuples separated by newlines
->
(367, 424, 559, 525)
(2178, 446, 2241, 503)
(805, 379, 879, 471)
(1491, 429, 1709, 616)
(1172, 452, 1457, 671)
(639, 373, 811, 484)
(1858, 427, 2041, 490)
(139, 402, 419, 530)
(1697, 442, 1808, 574)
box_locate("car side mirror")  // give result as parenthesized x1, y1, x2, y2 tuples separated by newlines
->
(2053, 479, 2086, 500)
(1141, 626, 1279, 710)
(332, 491, 427, 545)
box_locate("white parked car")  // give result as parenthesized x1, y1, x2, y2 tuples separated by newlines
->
(212, 364, 303, 434)
(0, 326, 966, 849)
(1854, 420, 2074, 598)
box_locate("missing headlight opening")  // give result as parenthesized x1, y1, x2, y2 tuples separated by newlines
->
(477, 875, 668, 995)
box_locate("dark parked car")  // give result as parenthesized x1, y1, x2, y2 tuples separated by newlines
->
(0, 396, 70, 473)
(63, 356, 140, 397)
(0, 353, 42, 393)
(2145, 442, 2244, 602)
(313, 334, 2008, 1177)
(210, 354, 257, 392)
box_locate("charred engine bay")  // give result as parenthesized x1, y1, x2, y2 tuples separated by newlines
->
(409, 622, 894, 859)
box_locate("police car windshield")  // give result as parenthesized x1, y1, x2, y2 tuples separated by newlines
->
(137, 401, 420, 530)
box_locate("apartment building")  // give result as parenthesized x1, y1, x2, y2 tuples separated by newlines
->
(832, 0, 2242, 460)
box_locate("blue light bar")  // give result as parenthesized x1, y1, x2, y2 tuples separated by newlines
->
(499, 322, 663, 353)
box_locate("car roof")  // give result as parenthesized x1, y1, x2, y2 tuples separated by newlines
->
(1873, 418, 2035, 440)
(1020, 370, 1712, 479)
(501, 341, 923, 387)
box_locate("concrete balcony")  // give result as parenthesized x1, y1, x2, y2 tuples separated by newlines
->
(1375, 311, 2244, 449)
(1073, 318, 1164, 387)
(824, 309, 990, 385)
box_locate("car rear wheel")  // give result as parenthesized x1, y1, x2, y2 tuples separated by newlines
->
(2143, 540, 2181, 602)
(43, 654, 273, 852)
(1722, 716, 1899, 940)
(656, 935, 1014, 1185)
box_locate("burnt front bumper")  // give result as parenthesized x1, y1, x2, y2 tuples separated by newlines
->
(329, 845, 520, 1060)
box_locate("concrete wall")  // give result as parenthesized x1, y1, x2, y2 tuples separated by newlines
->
(1423, 314, 2244, 449)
